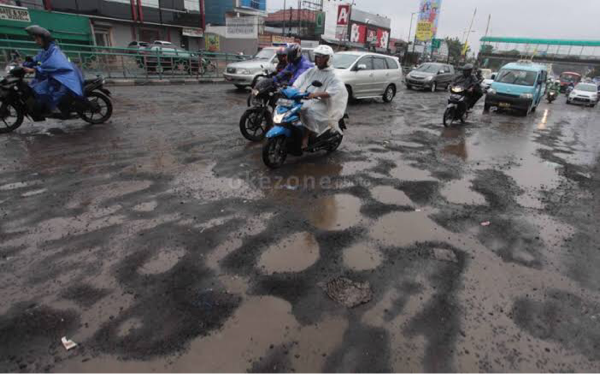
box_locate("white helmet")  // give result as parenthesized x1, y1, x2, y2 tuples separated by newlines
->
(314, 45, 334, 67)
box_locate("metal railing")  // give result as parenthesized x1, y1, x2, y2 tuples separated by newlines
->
(0, 39, 252, 80)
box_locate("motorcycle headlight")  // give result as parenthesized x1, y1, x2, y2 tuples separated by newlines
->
(273, 111, 285, 124)
(451, 86, 464, 93)
(520, 93, 533, 99)
(487, 88, 497, 95)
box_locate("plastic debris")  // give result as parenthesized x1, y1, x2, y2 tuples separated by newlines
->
(283, 185, 299, 191)
(325, 277, 372, 308)
(481, 221, 491, 227)
(61, 336, 77, 351)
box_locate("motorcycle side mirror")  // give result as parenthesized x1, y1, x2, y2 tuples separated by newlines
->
(311, 80, 323, 88)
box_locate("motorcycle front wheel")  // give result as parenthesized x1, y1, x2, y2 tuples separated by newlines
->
(443, 107, 454, 127)
(0, 101, 24, 134)
(262, 136, 287, 168)
(80, 92, 113, 124)
(240, 109, 271, 142)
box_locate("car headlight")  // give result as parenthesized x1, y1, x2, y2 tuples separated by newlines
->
(425, 76, 434, 81)
(237, 69, 251, 75)
(520, 93, 533, 99)
(487, 88, 496, 95)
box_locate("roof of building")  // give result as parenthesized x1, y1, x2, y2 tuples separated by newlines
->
(266, 9, 317, 23)
(481, 37, 600, 47)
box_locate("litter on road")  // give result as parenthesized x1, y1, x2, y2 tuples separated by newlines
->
(61, 337, 77, 351)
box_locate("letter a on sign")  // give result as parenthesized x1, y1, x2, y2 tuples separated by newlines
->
(337, 5, 350, 26)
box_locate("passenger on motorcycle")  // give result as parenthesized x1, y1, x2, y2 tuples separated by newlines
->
(273, 44, 314, 86)
(22, 25, 84, 117)
(292, 45, 348, 149)
(275, 47, 288, 74)
(452, 64, 482, 110)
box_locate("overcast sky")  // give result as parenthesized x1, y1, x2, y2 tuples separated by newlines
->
(266, 0, 600, 52)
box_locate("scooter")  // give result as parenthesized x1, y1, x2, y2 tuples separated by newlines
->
(547, 89, 558, 103)
(443, 84, 471, 127)
(0, 64, 112, 134)
(262, 81, 348, 169)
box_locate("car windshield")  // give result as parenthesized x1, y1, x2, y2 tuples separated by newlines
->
(254, 49, 276, 61)
(496, 69, 537, 86)
(575, 84, 597, 92)
(415, 64, 440, 73)
(560, 74, 580, 83)
(333, 54, 359, 69)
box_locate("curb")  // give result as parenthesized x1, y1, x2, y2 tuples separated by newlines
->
(105, 78, 227, 87)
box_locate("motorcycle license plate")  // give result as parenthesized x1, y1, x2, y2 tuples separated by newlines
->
(276, 98, 294, 107)
(499, 102, 511, 108)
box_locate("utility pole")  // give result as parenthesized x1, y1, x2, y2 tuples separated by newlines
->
(484, 14, 491, 38)
(282, 0, 286, 36)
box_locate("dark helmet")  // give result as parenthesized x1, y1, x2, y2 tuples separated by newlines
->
(462, 63, 474, 74)
(286, 44, 302, 63)
(25, 25, 53, 46)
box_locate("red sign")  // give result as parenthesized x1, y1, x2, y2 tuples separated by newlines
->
(350, 23, 366, 43)
(377, 29, 390, 49)
(337, 5, 350, 25)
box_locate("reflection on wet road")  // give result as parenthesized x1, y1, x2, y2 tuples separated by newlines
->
(1, 84, 599, 372)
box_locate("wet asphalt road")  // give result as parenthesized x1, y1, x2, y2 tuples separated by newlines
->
(1, 83, 599, 372)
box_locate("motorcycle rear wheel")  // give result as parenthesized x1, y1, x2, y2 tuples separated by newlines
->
(327, 134, 343, 153)
(0, 101, 24, 134)
(240, 109, 271, 142)
(263, 136, 287, 169)
(80, 92, 113, 124)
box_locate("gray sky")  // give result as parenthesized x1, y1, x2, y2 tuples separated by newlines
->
(266, 0, 600, 53)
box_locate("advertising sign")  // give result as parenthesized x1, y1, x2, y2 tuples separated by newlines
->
(315, 12, 326, 35)
(226, 16, 258, 39)
(205, 34, 220, 52)
(417, 0, 442, 39)
(377, 29, 390, 49)
(350, 23, 366, 43)
(415, 21, 433, 41)
(0, 4, 30, 22)
(366, 29, 377, 44)
(182, 28, 203, 38)
(337, 5, 350, 25)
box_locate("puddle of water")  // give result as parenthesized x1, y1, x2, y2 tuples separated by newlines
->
(369, 211, 447, 247)
(307, 194, 363, 231)
(258, 232, 320, 274)
(371, 186, 413, 206)
(440, 178, 486, 205)
(132, 201, 158, 212)
(390, 162, 437, 182)
(139, 247, 186, 275)
(343, 243, 383, 271)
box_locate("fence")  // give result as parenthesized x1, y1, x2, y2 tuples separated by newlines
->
(0, 39, 252, 80)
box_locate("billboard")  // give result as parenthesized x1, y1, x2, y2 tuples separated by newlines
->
(417, 0, 442, 40)
(226, 16, 258, 39)
(350, 23, 366, 43)
(335, 4, 351, 41)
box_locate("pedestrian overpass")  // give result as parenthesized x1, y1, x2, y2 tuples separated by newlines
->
(478, 37, 600, 71)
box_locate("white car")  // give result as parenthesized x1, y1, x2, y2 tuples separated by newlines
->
(333, 52, 403, 102)
(566, 83, 598, 107)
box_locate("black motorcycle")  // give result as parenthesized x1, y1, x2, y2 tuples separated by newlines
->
(239, 75, 279, 142)
(443, 84, 473, 127)
(0, 65, 112, 134)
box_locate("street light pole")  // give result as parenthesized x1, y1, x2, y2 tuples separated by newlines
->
(404, 12, 417, 65)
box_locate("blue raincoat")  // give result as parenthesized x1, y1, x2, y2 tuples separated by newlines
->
(273, 55, 314, 86)
(23, 42, 84, 110)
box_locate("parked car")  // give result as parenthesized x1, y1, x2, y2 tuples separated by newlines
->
(127, 40, 149, 51)
(566, 83, 598, 107)
(224, 47, 314, 89)
(485, 61, 548, 115)
(332, 52, 403, 103)
(142, 42, 201, 73)
(404, 62, 455, 92)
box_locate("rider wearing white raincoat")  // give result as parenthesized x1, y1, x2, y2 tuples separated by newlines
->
(292, 45, 348, 148)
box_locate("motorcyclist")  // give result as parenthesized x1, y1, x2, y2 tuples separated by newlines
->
(21, 25, 84, 118)
(275, 47, 288, 73)
(452, 63, 482, 110)
(274, 44, 314, 86)
(292, 45, 348, 150)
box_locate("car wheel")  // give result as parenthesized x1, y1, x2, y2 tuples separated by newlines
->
(483, 103, 491, 113)
(430, 82, 437, 92)
(345, 85, 356, 104)
(382, 85, 395, 103)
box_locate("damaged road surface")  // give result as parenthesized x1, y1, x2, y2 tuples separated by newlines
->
(1, 84, 599, 372)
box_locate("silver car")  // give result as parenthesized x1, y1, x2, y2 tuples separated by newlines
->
(224, 47, 315, 89)
(333, 52, 403, 102)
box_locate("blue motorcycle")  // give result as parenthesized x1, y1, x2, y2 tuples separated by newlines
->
(262, 81, 348, 169)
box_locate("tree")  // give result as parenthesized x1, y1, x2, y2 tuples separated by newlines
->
(480, 44, 493, 54)
(445, 37, 467, 63)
